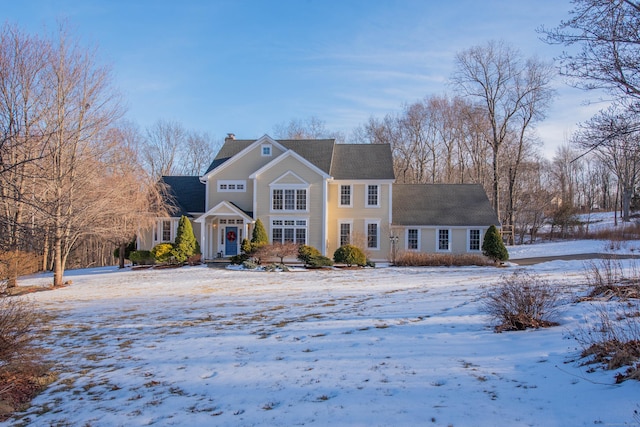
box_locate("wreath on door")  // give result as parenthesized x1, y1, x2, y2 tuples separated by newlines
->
(226, 230, 237, 242)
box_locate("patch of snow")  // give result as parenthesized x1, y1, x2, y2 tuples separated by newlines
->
(3, 241, 639, 426)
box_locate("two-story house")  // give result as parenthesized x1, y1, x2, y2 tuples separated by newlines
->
(137, 134, 500, 262)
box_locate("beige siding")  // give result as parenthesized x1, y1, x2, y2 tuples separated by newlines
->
(206, 142, 285, 212)
(327, 181, 392, 260)
(137, 226, 154, 251)
(398, 226, 489, 254)
(253, 155, 326, 251)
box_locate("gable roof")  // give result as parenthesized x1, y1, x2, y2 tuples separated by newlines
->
(331, 144, 395, 180)
(203, 136, 395, 180)
(393, 184, 499, 226)
(160, 176, 205, 217)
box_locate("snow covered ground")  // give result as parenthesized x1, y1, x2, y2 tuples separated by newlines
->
(3, 238, 640, 426)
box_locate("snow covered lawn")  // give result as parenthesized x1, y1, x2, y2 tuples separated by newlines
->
(3, 240, 640, 426)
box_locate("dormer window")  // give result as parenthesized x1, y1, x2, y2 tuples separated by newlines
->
(261, 144, 272, 156)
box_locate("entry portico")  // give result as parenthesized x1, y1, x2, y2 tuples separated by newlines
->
(194, 201, 254, 259)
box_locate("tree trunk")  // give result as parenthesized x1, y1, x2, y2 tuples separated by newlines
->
(6, 249, 18, 289)
(119, 242, 126, 268)
(53, 223, 64, 287)
(492, 144, 500, 222)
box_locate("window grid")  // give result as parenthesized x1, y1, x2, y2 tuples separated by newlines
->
(162, 220, 171, 242)
(340, 185, 351, 206)
(367, 185, 379, 207)
(469, 229, 481, 251)
(271, 219, 307, 245)
(367, 223, 378, 249)
(408, 229, 418, 250)
(284, 190, 295, 210)
(340, 223, 351, 247)
(272, 189, 283, 210)
(438, 229, 450, 251)
(272, 189, 307, 211)
(218, 180, 246, 192)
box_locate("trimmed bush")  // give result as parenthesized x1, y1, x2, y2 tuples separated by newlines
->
(129, 250, 154, 266)
(172, 216, 198, 263)
(333, 245, 366, 267)
(482, 225, 509, 263)
(230, 253, 249, 265)
(151, 243, 175, 264)
(307, 254, 334, 268)
(298, 245, 322, 265)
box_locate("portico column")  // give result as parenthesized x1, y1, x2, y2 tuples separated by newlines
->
(200, 219, 207, 259)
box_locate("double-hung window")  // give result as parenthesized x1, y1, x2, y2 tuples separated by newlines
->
(154, 219, 175, 243)
(339, 222, 351, 247)
(438, 229, 450, 251)
(407, 229, 419, 250)
(366, 221, 379, 249)
(340, 185, 352, 207)
(469, 229, 481, 251)
(366, 185, 379, 207)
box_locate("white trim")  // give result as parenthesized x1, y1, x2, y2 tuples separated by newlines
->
(388, 183, 393, 224)
(270, 187, 309, 213)
(365, 184, 380, 208)
(332, 179, 395, 185)
(217, 179, 247, 192)
(322, 178, 328, 256)
(194, 201, 254, 224)
(365, 219, 381, 250)
(152, 217, 179, 246)
(249, 149, 331, 180)
(252, 177, 258, 219)
(406, 228, 420, 251)
(269, 217, 309, 245)
(468, 228, 483, 252)
(338, 219, 353, 247)
(269, 170, 309, 187)
(339, 184, 353, 208)
(436, 228, 452, 252)
(203, 135, 285, 180)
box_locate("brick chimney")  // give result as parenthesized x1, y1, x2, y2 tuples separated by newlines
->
(225, 133, 235, 142)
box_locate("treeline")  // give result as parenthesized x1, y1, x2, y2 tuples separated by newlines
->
(0, 25, 168, 287)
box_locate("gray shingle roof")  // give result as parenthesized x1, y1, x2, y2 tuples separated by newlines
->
(330, 144, 395, 180)
(203, 138, 395, 180)
(279, 139, 335, 174)
(204, 140, 253, 175)
(160, 176, 205, 217)
(393, 184, 500, 226)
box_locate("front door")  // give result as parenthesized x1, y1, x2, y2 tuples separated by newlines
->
(225, 226, 238, 256)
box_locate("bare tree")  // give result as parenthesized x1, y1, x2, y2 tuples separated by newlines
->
(183, 131, 222, 176)
(0, 25, 51, 287)
(451, 40, 554, 223)
(273, 116, 345, 142)
(35, 25, 124, 287)
(541, 0, 640, 106)
(573, 105, 640, 221)
(141, 119, 186, 178)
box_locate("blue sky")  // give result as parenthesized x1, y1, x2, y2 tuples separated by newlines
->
(3, 0, 603, 157)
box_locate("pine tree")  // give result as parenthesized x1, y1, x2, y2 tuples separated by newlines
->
(172, 215, 197, 263)
(482, 225, 509, 263)
(251, 218, 269, 245)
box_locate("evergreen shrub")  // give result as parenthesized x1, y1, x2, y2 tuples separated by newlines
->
(333, 245, 366, 267)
